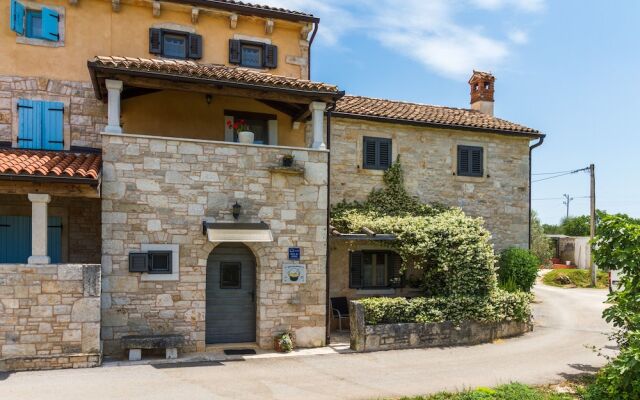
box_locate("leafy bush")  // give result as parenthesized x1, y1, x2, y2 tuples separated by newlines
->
(400, 382, 574, 399)
(584, 214, 640, 398)
(358, 290, 532, 326)
(497, 248, 540, 292)
(531, 211, 553, 265)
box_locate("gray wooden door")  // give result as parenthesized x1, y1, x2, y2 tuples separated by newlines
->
(206, 243, 256, 344)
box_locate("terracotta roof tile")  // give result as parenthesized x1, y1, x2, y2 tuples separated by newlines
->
(89, 56, 340, 95)
(0, 149, 101, 182)
(164, 0, 316, 20)
(334, 95, 540, 136)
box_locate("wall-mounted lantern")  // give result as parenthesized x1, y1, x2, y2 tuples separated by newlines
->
(232, 201, 241, 220)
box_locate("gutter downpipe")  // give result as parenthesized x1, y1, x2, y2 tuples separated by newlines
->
(529, 135, 546, 249)
(325, 102, 336, 345)
(308, 21, 319, 80)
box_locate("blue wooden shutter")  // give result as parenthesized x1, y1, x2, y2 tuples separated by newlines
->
(43, 101, 64, 150)
(264, 44, 278, 68)
(188, 33, 203, 59)
(378, 138, 392, 169)
(48, 216, 62, 263)
(149, 28, 162, 54)
(0, 216, 32, 263)
(10, 0, 25, 36)
(17, 99, 40, 149)
(457, 146, 470, 176)
(40, 7, 59, 41)
(229, 39, 241, 64)
(471, 147, 484, 176)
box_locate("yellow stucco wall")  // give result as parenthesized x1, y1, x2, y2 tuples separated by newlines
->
(0, 0, 308, 82)
(122, 90, 306, 147)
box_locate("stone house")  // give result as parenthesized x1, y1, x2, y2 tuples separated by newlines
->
(0, 0, 542, 369)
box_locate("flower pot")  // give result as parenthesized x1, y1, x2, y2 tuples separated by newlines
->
(282, 157, 294, 167)
(238, 131, 254, 144)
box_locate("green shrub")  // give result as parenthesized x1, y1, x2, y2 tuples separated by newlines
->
(497, 248, 539, 292)
(358, 290, 532, 326)
(583, 334, 640, 400)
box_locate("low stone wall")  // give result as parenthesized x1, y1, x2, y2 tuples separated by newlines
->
(0, 264, 102, 371)
(349, 301, 532, 352)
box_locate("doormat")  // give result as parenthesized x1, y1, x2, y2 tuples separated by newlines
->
(223, 349, 257, 355)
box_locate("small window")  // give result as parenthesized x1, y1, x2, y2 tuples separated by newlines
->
(11, 1, 61, 42)
(162, 33, 187, 59)
(457, 145, 484, 177)
(349, 251, 402, 289)
(220, 262, 241, 289)
(149, 28, 202, 60)
(25, 10, 42, 39)
(363, 136, 392, 170)
(241, 44, 263, 68)
(229, 40, 278, 69)
(148, 251, 172, 274)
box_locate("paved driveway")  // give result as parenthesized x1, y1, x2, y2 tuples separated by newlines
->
(0, 284, 614, 400)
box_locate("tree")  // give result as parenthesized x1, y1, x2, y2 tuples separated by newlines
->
(560, 215, 591, 236)
(531, 210, 552, 264)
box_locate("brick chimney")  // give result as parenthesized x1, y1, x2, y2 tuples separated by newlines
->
(469, 70, 495, 116)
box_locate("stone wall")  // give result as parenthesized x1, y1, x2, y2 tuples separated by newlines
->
(101, 133, 329, 355)
(0, 75, 106, 149)
(349, 301, 532, 352)
(330, 119, 531, 251)
(0, 194, 101, 264)
(0, 264, 101, 371)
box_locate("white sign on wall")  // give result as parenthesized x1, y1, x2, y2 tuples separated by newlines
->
(282, 263, 306, 284)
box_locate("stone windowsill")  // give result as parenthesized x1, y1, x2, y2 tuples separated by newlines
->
(268, 165, 305, 175)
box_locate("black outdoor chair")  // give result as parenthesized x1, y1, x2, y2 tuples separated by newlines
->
(330, 297, 350, 331)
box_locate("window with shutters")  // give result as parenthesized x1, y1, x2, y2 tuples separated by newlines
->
(363, 136, 392, 170)
(457, 145, 484, 177)
(349, 251, 403, 289)
(149, 28, 202, 60)
(16, 99, 64, 150)
(11, 1, 63, 46)
(229, 39, 278, 69)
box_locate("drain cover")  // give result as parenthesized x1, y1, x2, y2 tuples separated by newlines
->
(223, 349, 257, 355)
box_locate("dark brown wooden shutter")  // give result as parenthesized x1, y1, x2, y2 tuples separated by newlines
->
(379, 139, 392, 169)
(149, 28, 162, 55)
(457, 146, 470, 175)
(387, 252, 403, 288)
(229, 39, 241, 64)
(129, 253, 148, 273)
(188, 33, 203, 59)
(471, 147, 483, 176)
(363, 137, 377, 169)
(349, 251, 363, 288)
(264, 44, 278, 68)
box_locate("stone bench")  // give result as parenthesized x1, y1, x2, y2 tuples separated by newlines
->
(121, 334, 184, 361)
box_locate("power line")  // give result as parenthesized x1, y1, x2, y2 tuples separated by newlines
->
(532, 167, 590, 183)
(532, 169, 577, 176)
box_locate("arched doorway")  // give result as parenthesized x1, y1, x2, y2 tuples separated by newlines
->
(206, 243, 256, 344)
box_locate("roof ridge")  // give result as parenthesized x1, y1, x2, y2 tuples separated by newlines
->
(341, 94, 475, 113)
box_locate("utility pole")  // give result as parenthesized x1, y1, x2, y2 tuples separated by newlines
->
(589, 164, 597, 287)
(562, 194, 573, 219)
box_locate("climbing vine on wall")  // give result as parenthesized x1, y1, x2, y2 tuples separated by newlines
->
(331, 157, 499, 297)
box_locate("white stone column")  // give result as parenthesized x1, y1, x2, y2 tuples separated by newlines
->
(28, 193, 51, 265)
(105, 79, 123, 134)
(310, 101, 327, 149)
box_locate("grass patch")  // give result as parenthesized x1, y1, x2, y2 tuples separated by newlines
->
(397, 382, 579, 400)
(542, 269, 608, 289)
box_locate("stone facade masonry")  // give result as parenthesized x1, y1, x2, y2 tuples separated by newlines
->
(101, 133, 329, 355)
(330, 118, 531, 251)
(0, 75, 106, 149)
(0, 264, 101, 371)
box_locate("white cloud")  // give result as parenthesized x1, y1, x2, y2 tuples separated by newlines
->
(262, 0, 542, 79)
(508, 29, 529, 44)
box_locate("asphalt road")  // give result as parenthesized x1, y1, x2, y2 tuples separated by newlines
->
(0, 284, 614, 400)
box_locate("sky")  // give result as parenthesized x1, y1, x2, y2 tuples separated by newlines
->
(265, 0, 640, 225)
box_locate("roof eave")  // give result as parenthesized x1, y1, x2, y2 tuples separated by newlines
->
(0, 173, 100, 186)
(163, 0, 320, 23)
(87, 62, 344, 103)
(331, 112, 543, 139)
